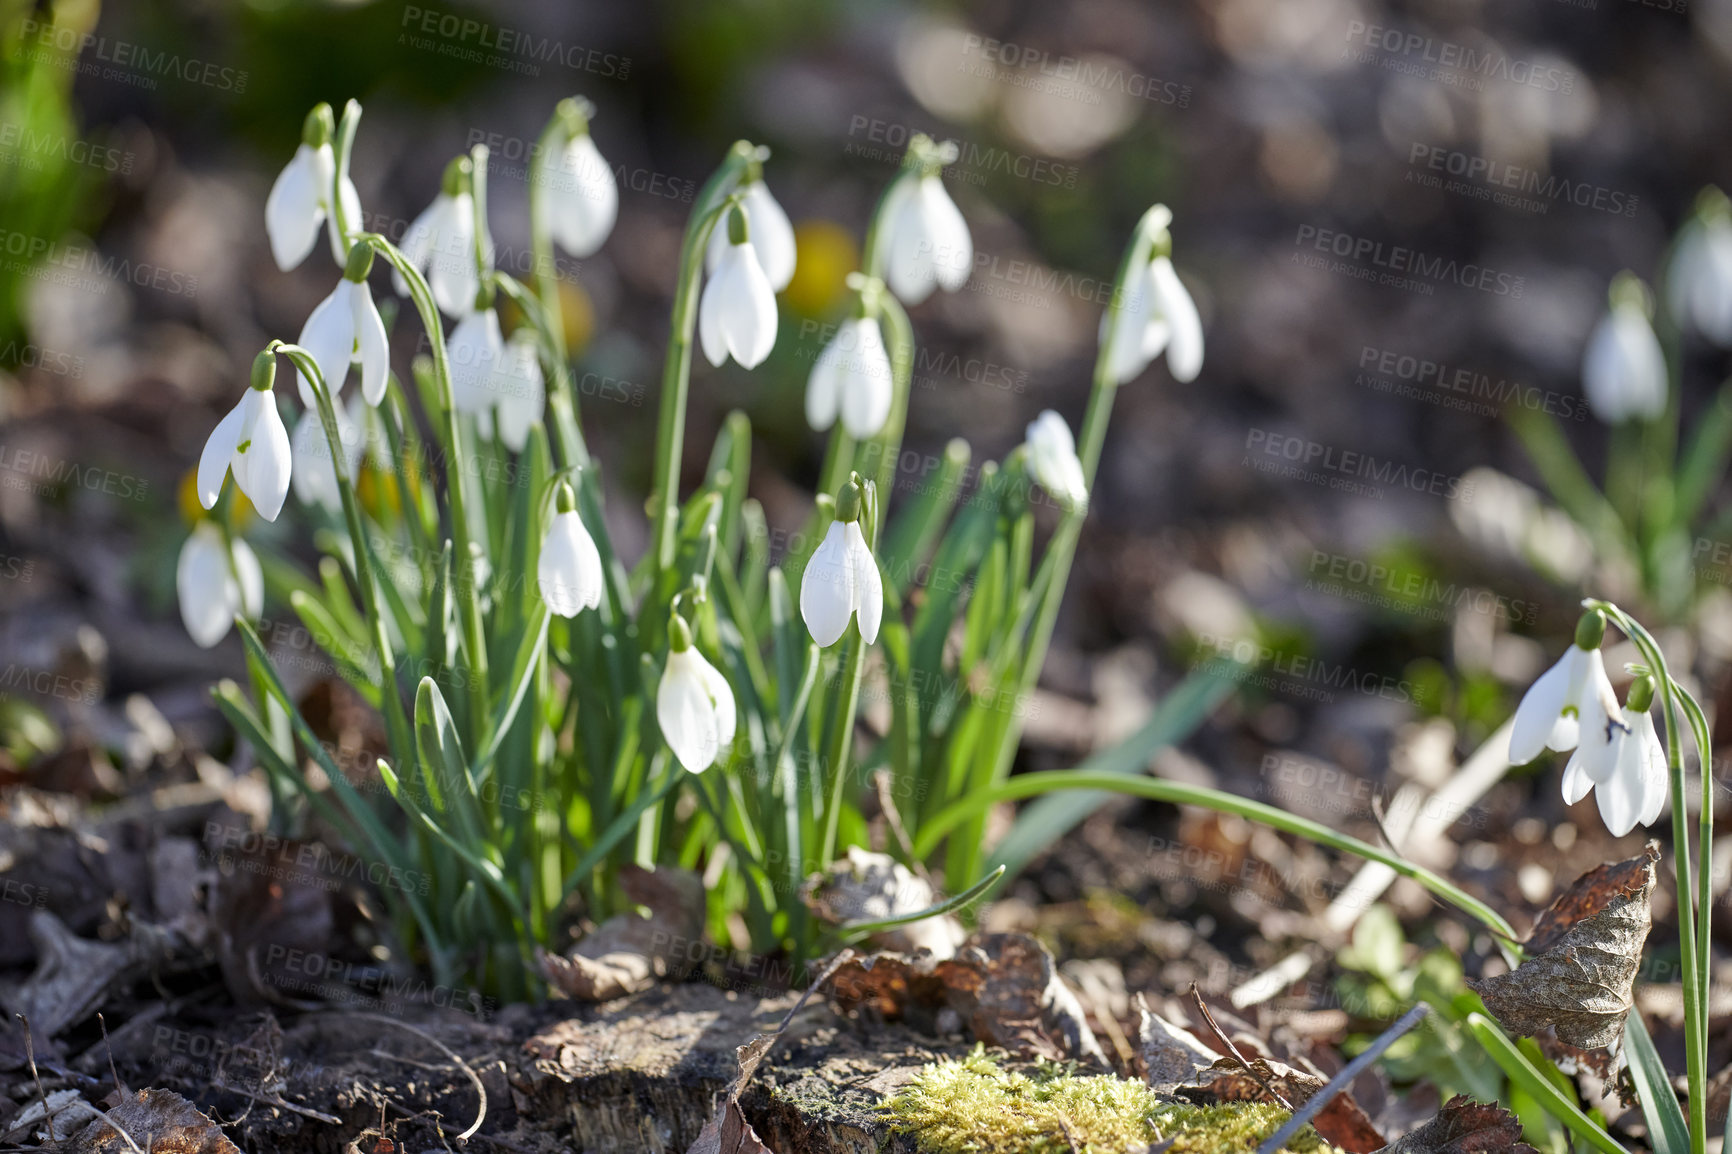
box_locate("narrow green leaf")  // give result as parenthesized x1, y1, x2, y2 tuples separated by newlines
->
(839, 865, 1006, 938)
(289, 590, 381, 705)
(414, 677, 489, 849)
(1626, 1012, 1690, 1154)
(473, 601, 550, 779)
(1464, 1014, 1628, 1154)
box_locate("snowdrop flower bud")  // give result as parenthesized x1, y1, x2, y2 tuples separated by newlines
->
(494, 329, 546, 453)
(296, 242, 390, 409)
(291, 394, 365, 514)
(883, 143, 972, 305)
(1508, 609, 1624, 783)
(398, 157, 491, 318)
(176, 522, 263, 649)
(800, 476, 883, 648)
(1561, 673, 1667, 837)
(805, 307, 893, 440)
(448, 298, 505, 418)
(538, 482, 603, 617)
(706, 172, 795, 291)
(1024, 410, 1088, 510)
(1100, 211, 1204, 385)
(657, 614, 737, 773)
(1583, 273, 1667, 424)
(199, 352, 293, 522)
(266, 104, 360, 272)
(1666, 189, 1732, 347)
(698, 203, 778, 369)
(541, 98, 617, 258)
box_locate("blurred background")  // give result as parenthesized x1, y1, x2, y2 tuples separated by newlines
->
(3, 0, 1732, 990)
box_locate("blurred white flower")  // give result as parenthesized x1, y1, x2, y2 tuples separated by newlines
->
(883, 170, 972, 305)
(291, 395, 366, 514)
(657, 622, 736, 773)
(542, 124, 617, 258)
(1102, 252, 1203, 385)
(398, 169, 491, 318)
(699, 208, 778, 369)
(538, 486, 603, 617)
(706, 178, 795, 291)
(199, 355, 293, 522)
(806, 315, 893, 440)
(449, 307, 505, 417)
(494, 330, 546, 453)
(177, 523, 263, 649)
(1024, 410, 1088, 509)
(1583, 279, 1666, 424)
(1667, 210, 1732, 347)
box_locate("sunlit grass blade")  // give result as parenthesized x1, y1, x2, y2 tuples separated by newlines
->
(414, 676, 489, 850)
(1625, 1011, 1690, 1154)
(837, 864, 1005, 939)
(473, 601, 550, 779)
(1463, 1014, 1628, 1154)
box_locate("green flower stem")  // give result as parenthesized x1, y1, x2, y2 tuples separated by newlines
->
(328, 100, 361, 260)
(649, 141, 757, 574)
(956, 205, 1168, 872)
(818, 623, 866, 873)
(524, 108, 588, 468)
(268, 342, 413, 765)
(1585, 598, 1707, 1154)
(360, 231, 493, 742)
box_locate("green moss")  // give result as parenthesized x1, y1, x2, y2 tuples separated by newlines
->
(882, 1046, 1340, 1154)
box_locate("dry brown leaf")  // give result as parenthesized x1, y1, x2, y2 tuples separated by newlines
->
(686, 1101, 772, 1154)
(540, 864, 705, 1001)
(1379, 1094, 1539, 1153)
(1471, 844, 1658, 1050)
(69, 1088, 239, 1153)
(1135, 993, 1215, 1093)
(828, 932, 1105, 1062)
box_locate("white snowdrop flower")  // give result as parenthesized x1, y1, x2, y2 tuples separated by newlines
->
(800, 478, 883, 648)
(1024, 410, 1088, 510)
(805, 314, 893, 440)
(538, 483, 603, 618)
(698, 204, 778, 369)
(1583, 276, 1667, 424)
(296, 243, 390, 409)
(883, 165, 972, 305)
(1508, 610, 1624, 783)
(176, 522, 263, 649)
(448, 306, 505, 417)
(199, 352, 293, 522)
(1100, 221, 1204, 384)
(290, 395, 366, 514)
(1667, 201, 1732, 346)
(494, 329, 546, 453)
(657, 617, 737, 773)
(706, 177, 796, 292)
(542, 103, 617, 258)
(266, 105, 358, 272)
(397, 159, 491, 318)
(1560, 675, 1668, 837)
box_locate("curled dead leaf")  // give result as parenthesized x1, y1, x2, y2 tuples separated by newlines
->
(1471, 844, 1658, 1051)
(1378, 1094, 1539, 1153)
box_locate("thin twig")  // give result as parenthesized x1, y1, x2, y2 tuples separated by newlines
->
(1254, 1003, 1430, 1154)
(1186, 987, 1293, 1111)
(323, 1011, 487, 1142)
(211, 1079, 343, 1125)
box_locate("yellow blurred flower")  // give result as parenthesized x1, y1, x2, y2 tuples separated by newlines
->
(782, 220, 859, 316)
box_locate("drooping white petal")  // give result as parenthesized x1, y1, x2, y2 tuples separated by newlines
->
(538, 509, 603, 617)
(1560, 750, 1594, 805)
(1574, 654, 1624, 784)
(1635, 713, 1668, 826)
(805, 327, 844, 431)
(494, 331, 545, 452)
(232, 535, 264, 621)
(353, 282, 391, 406)
(197, 398, 247, 510)
(426, 192, 483, 318)
(1025, 410, 1088, 507)
(297, 281, 358, 407)
(1100, 262, 1158, 385)
(658, 647, 729, 773)
(846, 521, 883, 644)
(177, 524, 239, 648)
(837, 317, 894, 440)
(1669, 218, 1732, 346)
(698, 241, 778, 369)
(233, 388, 292, 522)
(265, 144, 331, 272)
(708, 180, 796, 291)
(697, 655, 737, 757)
(548, 132, 618, 258)
(887, 174, 973, 305)
(395, 195, 444, 297)
(448, 309, 505, 416)
(1595, 720, 1645, 837)
(800, 520, 855, 648)
(1508, 647, 1581, 764)
(1583, 305, 1667, 424)
(1150, 256, 1203, 383)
